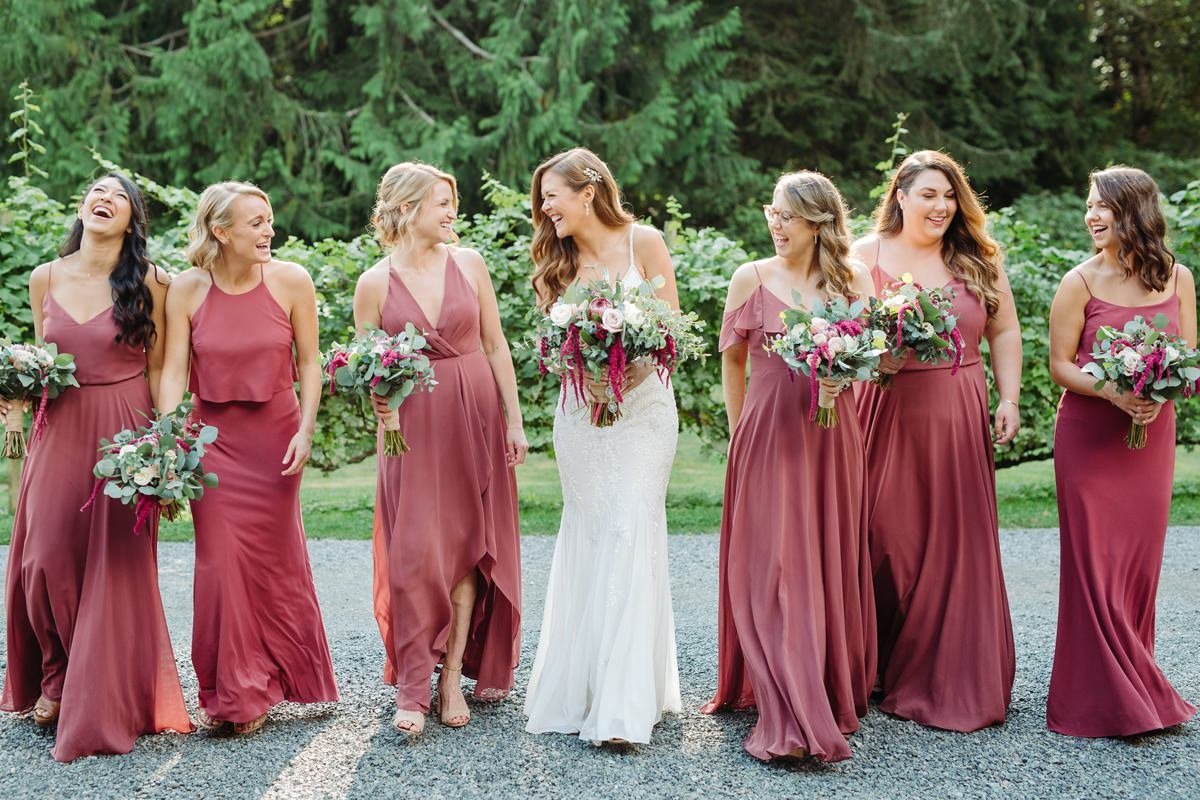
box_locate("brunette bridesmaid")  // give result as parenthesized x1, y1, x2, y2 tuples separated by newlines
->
(854, 150, 1021, 731)
(353, 163, 525, 737)
(1, 175, 192, 760)
(701, 172, 876, 762)
(1046, 166, 1197, 736)
(158, 181, 338, 735)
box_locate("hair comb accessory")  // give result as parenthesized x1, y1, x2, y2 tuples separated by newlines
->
(582, 167, 603, 183)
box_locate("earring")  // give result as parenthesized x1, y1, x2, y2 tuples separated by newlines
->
(584, 202, 590, 216)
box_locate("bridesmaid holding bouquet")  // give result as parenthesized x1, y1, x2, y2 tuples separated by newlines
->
(158, 181, 338, 736)
(1046, 166, 1197, 736)
(854, 151, 1022, 731)
(352, 163, 526, 737)
(1, 175, 191, 760)
(702, 171, 876, 762)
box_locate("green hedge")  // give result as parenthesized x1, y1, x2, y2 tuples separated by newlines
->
(3, 163, 1199, 470)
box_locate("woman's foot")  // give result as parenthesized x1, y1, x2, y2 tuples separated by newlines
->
(392, 708, 426, 737)
(233, 712, 268, 736)
(196, 707, 232, 734)
(437, 665, 470, 728)
(31, 696, 60, 727)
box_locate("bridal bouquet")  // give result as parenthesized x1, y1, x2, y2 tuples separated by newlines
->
(767, 296, 887, 428)
(323, 323, 437, 455)
(84, 401, 219, 535)
(534, 277, 706, 426)
(867, 273, 964, 388)
(0, 340, 79, 458)
(1081, 313, 1200, 449)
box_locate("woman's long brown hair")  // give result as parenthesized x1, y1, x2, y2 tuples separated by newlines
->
(1091, 166, 1175, 292)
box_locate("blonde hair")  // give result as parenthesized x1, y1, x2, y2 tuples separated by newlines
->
(371, 162, 459, 250)
(186, 181, 271, 271)
(530, 148, 635, 310)
(873, 150, 1004, 316)
(776, 171, 856, 300)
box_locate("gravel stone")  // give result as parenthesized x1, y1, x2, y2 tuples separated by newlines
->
(0, 528, 1196, 799)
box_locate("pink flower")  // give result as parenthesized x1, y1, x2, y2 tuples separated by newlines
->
(588, 296, 612, 322)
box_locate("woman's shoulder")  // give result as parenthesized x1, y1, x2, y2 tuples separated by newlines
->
(267, 259, 314, 289)
(850, 232, 882, 263)
(725, 260, 765, 312)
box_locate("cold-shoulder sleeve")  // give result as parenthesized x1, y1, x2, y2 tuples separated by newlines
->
(719, 288, 764, 352)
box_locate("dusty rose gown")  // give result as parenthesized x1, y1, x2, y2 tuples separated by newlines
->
(1047, 272, 1196, 736)
(701, 278, 876, 763)
(856, 262, 1015, 732)
(372, 253, 521, 712)
(2, 276, 192, 762)
(188, 268, 338, 723)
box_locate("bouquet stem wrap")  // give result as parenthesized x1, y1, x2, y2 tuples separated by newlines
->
(381, 408, 409, 455)
(1126, 421, 1148, 450)
(816, 380, 840, 428)
(3, 399, 28, 459)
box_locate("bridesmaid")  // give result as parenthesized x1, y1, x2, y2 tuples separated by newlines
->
(1, 174, 192, 761)
(1046, 166, 1197, 736)
(701, 171, 876, 762)
(854, 150, 1021, 731)
(158, 181, 338, 735)
(352, 162, 526, 737)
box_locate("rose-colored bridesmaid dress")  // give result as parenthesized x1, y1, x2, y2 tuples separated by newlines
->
(1047, 271, 1196, 736)
(188, 267, 338, 723)
(372, 253, 521, 712)
(701, 274, 875, 763)
(856, 259, 1015, 732)
(2, 270, 192, 761)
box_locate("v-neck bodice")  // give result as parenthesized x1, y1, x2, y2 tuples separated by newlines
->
(382, 254, 480, 358)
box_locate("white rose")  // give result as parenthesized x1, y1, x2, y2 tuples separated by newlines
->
(601, 307, 625, 333)
(812, 332, 828, 345)
(883, 294, 907, 311)
(622, 302, 645, 329)
(1121, 349, 1142, 375)
(133, 465, 158, 486)
(810, 317, 830, 331)
(827, 337, 844, 354)
(1166, 346, 1180, 362)
(549, 303, 574, 328)
(119, 444, 138, 456)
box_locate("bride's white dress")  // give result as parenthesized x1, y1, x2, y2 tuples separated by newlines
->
(523, 243, 682, 744)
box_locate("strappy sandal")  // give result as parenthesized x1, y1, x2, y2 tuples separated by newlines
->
(196, 707, 232, 734)
(392, 708, 426, 738)
(233, 712, 268, 736)
(32, 696, 60, 727)
(436, 665, 470, 728)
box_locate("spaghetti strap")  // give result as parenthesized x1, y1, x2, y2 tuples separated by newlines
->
(1174, 265, 1180, 293)
(628, 224, 637, 274)
(875, 238, 882, 268)
(1075, 270, 1093, 297)
(752, 261, 763, 285)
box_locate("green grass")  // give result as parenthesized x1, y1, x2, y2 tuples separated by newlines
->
(5, 437, 1200, 543)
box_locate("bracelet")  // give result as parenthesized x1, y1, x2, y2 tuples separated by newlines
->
(999, 399, 1018, 408)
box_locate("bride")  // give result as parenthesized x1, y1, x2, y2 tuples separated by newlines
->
(523, 148, 682, 744)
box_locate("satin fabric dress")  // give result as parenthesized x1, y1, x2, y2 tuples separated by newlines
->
(1047, 274, 1196, 736)
(188, 271, 338, 723)
(371, 253, 521, 712)
(856, 264, 1015, 732)
(701, 283, 876, 762)
(2, 284, 192, 761)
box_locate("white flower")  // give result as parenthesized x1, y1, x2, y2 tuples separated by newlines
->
(622, 302, 645, 329)
(1166, 346, 1180, 363)
(883, 294, 907, 312)
(809, 317, 830, 331)
(119, 444, 138, 456)
(812, 332, 828, 345)
(549, 302, 575, 328)
(827, 337, 845, 354)
(601, 307, 625, 333)
(1121, 349, 1142, 375)
(133, 465, 159, 486)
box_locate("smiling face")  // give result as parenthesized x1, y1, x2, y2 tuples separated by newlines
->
(539, 170, 593, 239)
(215, 194, 275, 265)
(413, 179, 457, 243)
(898, 168, 957, 241)
(1085, 183, 1117, 251)
(78, 177, 133, 237)
(766, 186, 817, 259)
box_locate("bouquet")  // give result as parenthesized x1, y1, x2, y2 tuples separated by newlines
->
(867, 273, 964, 388)
(534, 277, 706, 426)
(84, 401, 219, 534)
(0, 340, 79, 459)
(323, 323, 437, 455)
(766, 295, 888, 428)
(1081, 313, 1200, 449)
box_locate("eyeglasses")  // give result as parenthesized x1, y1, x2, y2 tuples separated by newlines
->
(762, 205, 800, 225)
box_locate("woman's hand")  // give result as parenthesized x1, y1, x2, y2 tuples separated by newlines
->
(281, 431, 312, 476)
(505, 425, 528, 466)
(818, 377, 850, 397)
(0, 397, 11, 419)
(370, 393, 392, 421)
(1102, 383, 1162, 425)
(993, 399, 1020, 444)
(622, 361, 656, 393)
(877, 349, 909, 375)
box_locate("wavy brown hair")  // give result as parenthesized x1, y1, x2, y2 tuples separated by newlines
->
(530, 148, 634, 310)
(776, 171, 856, 299)
(1091, 166, 1175, 292)
(874, 150, 1004, 316)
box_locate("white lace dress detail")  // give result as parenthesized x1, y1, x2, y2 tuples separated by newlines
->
(523, 233, 683, 743)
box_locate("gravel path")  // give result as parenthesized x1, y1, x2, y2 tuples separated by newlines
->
(0, 528, 1196, 799)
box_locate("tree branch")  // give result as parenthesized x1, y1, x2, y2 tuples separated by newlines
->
(399, 88, 436, 126)
(428, 7, 496, 61)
